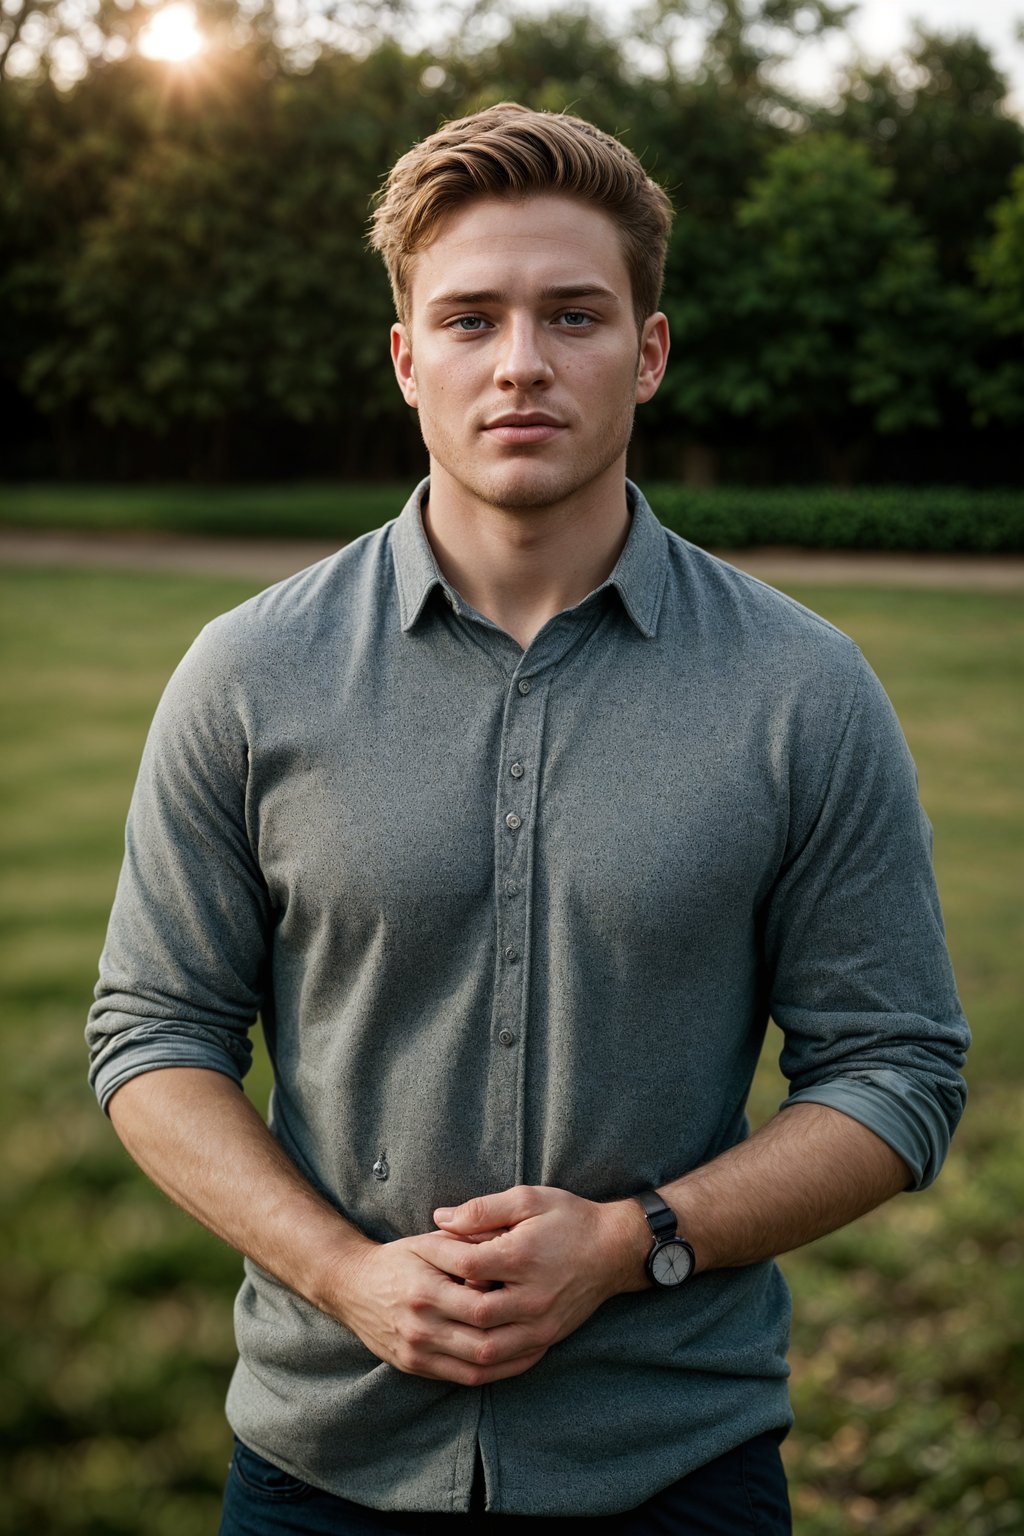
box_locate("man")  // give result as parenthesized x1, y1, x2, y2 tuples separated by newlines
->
(87, 104, 969, 1533)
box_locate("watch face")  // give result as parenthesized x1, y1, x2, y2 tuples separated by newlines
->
(651, 1238, 694, 1287)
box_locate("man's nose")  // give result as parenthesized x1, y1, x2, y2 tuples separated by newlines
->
(493, 317, 554, 390)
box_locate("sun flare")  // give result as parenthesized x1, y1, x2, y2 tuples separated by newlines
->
(138, 3, 206, 62)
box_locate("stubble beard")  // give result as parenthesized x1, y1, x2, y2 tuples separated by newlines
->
(419, 397, 638, 515)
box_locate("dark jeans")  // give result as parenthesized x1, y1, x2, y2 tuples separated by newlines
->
(218, 1432, 791, 1534)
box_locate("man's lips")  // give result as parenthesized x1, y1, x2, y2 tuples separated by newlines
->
(482, 413, 566, 445)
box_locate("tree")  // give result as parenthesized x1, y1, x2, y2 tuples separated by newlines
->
(0, 63, 157, 461)
(729, 133, 972, 479)
(970, 165, 1024, 426)
(440, 9, 642, 125)
(627, 0, 853, 102)
(635, 77, 782, 479)
(828, 27, 1024, 281)
(10, 44, 437, 460)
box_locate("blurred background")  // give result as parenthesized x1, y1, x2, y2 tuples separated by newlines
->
(2, 0, 1024, 487)
(1, 1, 1022, 1532)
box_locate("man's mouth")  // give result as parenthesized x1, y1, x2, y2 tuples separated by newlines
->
(482, 413, 566, 445)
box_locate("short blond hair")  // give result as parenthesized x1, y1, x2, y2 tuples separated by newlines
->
(369, 102, 673, 328)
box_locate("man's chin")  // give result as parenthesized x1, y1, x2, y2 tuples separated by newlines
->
(487, 485, 568, 512)
(472, 463, 614, 514)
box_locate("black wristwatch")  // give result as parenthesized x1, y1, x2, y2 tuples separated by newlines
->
(634, 1190, 695, 1288)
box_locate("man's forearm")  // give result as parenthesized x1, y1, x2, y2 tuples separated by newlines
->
(652, 1102, 911, 1276)
(106, 1066, 547, 1386)
(436, 1103, 912, 1311)
(107, 1067, 374, 1312)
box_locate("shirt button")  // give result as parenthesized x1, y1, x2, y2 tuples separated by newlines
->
(497, 1029, 516, 1047)
(504, 880, 519, 898)
(517, 680, 531, 695)
(504, 945, 519, 963)
(505, 813, 522, 830)
(510, 762, 524, 779)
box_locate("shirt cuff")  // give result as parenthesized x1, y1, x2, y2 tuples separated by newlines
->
(90, 1029, 247, 1113)
(780, 1071, 958, 1190)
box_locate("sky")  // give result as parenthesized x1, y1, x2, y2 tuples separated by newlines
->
(775, 0, 1024, 113)
(14, 0, 1022, 106)
(413, 0, 1024, 116)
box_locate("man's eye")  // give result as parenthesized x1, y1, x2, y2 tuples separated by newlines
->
(451, 316, 488, 332)
(559, 311, 593, 328)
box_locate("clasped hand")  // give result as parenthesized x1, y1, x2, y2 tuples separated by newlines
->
(329, 1185, 644, 1387)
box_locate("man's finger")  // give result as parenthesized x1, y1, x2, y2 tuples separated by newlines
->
(405, 1233, 506, 1292)
(433, 1185, 541, 1234)
(407, 1229, 506, 1279)
(435, 1275, 535, 1330)
(427, 1317, 545, 1369)
(425, 1344, 549, 1388)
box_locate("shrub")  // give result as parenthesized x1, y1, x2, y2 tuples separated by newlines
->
(647, 486, 1024, 553)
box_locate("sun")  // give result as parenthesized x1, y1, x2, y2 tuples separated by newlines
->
(138, 3, 206, 62)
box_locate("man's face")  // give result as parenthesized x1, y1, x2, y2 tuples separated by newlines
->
(390, 194, 669, 515)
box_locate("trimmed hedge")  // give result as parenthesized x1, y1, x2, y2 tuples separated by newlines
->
(0, 483, 398, 542)
(1, 482, 1021, 551)
(647, 486, 1024, 553)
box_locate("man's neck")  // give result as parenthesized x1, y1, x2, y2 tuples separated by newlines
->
(421, 462, 632, 651)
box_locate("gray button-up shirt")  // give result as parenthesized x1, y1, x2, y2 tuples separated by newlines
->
(87, 481, 969, 1515)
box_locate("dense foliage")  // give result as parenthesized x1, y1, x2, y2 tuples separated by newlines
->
(652, 485, 1024, 551)
(0, 3, 1021, 484)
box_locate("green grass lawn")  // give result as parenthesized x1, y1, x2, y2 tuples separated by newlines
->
(0, 568, 1021, 1535)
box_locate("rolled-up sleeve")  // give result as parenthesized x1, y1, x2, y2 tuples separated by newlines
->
(86, 621, 271, 1111)
(765, 649, 970, 1189)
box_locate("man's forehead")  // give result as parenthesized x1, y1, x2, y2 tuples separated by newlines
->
(407, 194, 630, 309)
(425, 190, 620, 240)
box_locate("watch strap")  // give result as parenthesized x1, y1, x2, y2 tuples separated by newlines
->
(635, 1189, 677, 1241)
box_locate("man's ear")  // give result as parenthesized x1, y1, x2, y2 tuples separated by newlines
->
(391, 323, 418, 409)
(636, 313, 670, 405)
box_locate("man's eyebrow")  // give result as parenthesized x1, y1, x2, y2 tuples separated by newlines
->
(424, 284, 622, 311)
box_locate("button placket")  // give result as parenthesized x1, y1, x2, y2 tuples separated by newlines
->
(491, 671, 544, 1098)
(485, 622, 594, 1185)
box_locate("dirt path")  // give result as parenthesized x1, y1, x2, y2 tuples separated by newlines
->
(2, 528, 1022, 591)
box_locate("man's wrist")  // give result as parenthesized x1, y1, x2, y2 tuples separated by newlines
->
(598, 1197, 657, 1294)
(307, 1226, 379, 1322)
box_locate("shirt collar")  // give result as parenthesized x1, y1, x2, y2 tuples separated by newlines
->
(392, 477, 667, 640)
(392, 478, 443, 632)
(600, 480, 668, 640)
